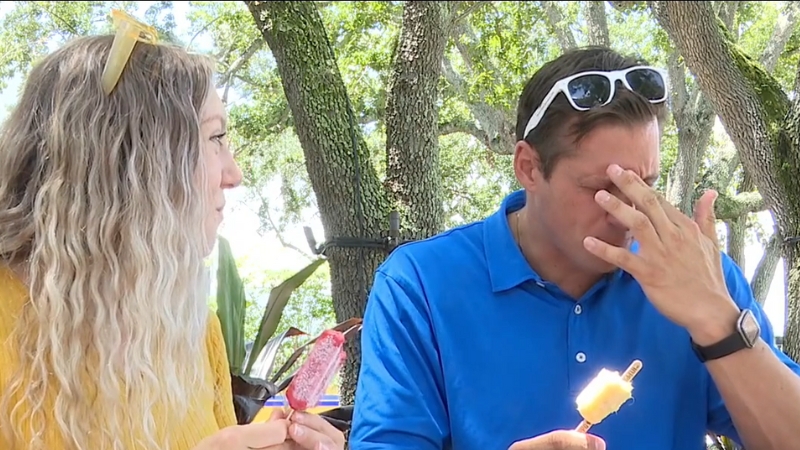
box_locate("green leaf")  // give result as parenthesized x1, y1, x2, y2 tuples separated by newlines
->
(216, 236, 247, 374)
(244, 257, 327, 374)
(246, 325, 306, 379)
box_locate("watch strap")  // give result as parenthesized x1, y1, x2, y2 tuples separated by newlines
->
(690, 309, 758, 362)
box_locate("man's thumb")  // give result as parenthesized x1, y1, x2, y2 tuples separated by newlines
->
(512, 430, 606, 450)
(693, 189, 719, 243)
(583, 433, 606, 450)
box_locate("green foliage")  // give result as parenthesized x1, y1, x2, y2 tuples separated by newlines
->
(215, 235, 327, 377)
(216, 236, 248, 374)
(244, 257, 327, 374)
(439, 133, 518, 226)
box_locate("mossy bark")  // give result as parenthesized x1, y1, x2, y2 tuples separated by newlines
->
(652, 1, 800, 362)
(246, 1, 448, 403)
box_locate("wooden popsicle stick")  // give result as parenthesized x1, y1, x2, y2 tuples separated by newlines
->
(575, 419, 592, 433)
(621, 359, 643, 382)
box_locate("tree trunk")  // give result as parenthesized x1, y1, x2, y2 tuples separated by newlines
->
(725, 217, 747, 268)
(246, 0, 450, 403)
(779, 64, 800, 359)
(584, 1, 610, 47)
(751, 231, 783, 305)
(651, 1, 800, 362)
(246, 1, 391, 404)
(384, 1, 449, 239)
(663, 48, 714, 216)
(542, 2, 576, 50)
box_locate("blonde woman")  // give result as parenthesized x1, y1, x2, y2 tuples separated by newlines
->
(0, 34, 344, 450)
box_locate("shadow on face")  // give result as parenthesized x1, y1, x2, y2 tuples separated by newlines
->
(515, 118, 661, 275)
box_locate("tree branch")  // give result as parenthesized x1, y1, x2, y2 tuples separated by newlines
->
(666, 50, 688, 119)
(760, 1, 800, 73)
(449, 1, 486, 27)
(255, 192, 315, 260)
(584, 1, 610, 47)
(441, 31, 516, 155)
(716, 1, 739, 33)
(542, 2, 577, 51)
(439, 118, 510, 155)
(651, 1, 790, 224)
(715, 191, 768, 221)
(220, 37, 264, 104)
(751, 228, 783, 305)
(186, 14, 225, 51)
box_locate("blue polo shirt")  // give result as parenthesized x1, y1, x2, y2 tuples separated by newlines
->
(350, 190, 800, 450)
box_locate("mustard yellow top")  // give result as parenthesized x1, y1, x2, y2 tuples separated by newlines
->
(0, 266, 237, 449)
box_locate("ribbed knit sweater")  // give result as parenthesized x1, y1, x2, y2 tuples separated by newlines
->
(0, 266, 237, 449)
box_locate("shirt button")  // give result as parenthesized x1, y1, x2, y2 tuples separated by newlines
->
(576, 352, 587, 363)
(574, 304, 582, 314)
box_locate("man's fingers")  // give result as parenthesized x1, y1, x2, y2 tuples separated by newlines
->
(583, 236, 645, 275)
(288, 422, 335, 450)
(692, 189, 719, 243)
(509, 430, 606, 450)
(594, 190, 660, 247)
(290, 412, 344, 449)
(606, 164, 674, 234)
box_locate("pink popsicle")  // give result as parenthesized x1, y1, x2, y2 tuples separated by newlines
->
(286, 329, 347, 411)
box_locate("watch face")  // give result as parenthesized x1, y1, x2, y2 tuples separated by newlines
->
(739, 309, 761, 347)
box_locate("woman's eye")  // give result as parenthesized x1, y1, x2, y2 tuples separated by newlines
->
(211, 132, 227, 144)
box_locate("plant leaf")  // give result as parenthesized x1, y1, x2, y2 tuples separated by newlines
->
(244, 258, 327, 374)
(246, 326, 306, 379)
(216, 236, 247, 374)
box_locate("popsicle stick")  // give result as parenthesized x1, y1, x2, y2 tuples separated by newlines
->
(621, 359, 643, 382)
(575, 419, 592, 433)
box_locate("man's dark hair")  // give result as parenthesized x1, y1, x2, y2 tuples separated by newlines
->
(515, 46, 669, 179)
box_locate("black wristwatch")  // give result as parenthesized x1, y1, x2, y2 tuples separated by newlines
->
(690, 308, 761, 362)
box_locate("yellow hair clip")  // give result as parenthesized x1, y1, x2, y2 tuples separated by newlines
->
(101, 9, 159, 94)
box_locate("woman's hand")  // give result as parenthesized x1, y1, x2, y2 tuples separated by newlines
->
(192, 420, 290, 449)
(274, 409, 346, 450)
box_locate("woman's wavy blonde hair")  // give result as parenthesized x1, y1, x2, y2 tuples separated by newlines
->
(0, 35, 216, 450)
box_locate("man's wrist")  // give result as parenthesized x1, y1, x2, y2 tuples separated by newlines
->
(686, 299, 740, 347)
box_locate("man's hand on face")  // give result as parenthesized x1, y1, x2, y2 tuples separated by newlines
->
(508, 430, 606, 450)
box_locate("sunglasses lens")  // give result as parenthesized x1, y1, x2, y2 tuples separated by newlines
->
(567, 75, 612, 109)
(625, 68, 666, 101)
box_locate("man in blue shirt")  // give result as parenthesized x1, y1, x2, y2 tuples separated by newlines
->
(350, 47, 800, 450)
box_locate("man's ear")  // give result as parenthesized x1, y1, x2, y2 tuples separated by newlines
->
(513, 140, 543, 191)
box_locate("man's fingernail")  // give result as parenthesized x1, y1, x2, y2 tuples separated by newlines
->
(609, 164, 623, 175)
(292, 423, 304, 436)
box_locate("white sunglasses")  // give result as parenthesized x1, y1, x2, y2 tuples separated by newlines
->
(523, 65, 669, 139)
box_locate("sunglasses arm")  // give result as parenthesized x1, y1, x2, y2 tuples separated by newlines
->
(523, 82, 564, 139)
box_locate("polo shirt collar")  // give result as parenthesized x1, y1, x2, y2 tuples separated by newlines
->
(484, 190, 544, 292)
(483, 190, 630, 293)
